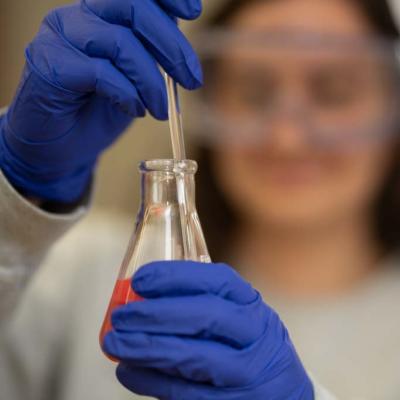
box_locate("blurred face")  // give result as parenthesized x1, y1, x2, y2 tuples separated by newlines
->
(208, 0, 398, 230)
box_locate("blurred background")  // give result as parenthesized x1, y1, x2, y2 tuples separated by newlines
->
(0, 0, 184, 217)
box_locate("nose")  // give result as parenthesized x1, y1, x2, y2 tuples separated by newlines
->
(264, 103, 311, 154)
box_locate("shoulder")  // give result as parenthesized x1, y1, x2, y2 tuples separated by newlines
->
(372, 256, 400, 299)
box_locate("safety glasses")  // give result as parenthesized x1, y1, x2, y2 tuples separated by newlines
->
(186, 29, 400, 150)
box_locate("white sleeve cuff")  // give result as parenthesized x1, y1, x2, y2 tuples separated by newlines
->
(314, 383, 338, 400)
(310, 374, 338, 400)
(0, 169, 88, 322)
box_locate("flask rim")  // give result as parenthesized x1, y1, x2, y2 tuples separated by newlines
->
(139, 159, 198, 174)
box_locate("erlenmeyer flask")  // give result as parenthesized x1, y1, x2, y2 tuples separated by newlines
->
(99, 159, 210, 353)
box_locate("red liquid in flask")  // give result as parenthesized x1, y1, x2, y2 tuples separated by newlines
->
(99, 278, 143, 361)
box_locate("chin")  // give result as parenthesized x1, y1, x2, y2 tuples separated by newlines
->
(245, 194, 337, 229)
(259, 207, 330, 229)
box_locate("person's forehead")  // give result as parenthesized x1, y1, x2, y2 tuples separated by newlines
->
(228, 0, 374, 36)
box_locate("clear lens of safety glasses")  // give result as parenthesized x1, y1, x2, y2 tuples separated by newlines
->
(186, 29, 400, 150)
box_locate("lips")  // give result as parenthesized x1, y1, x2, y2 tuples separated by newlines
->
(250, 158, 327, 187)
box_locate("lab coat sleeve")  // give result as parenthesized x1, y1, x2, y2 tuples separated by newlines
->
(311, 375, 339, 400)
(0, 169, 87, 324)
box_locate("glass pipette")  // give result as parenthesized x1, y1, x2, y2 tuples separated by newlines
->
(164, 73, 194, 258)
(165, 73, 187, 160)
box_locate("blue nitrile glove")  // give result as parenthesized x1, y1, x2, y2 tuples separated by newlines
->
(103, 261, 314, 400)
(0, 0, 202, 203)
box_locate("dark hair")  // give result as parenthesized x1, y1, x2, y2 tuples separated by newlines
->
(194, 0, 400, 261)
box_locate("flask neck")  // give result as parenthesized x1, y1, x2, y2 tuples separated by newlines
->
(141, 172, 195, 207)
(139, 160, 197, 208)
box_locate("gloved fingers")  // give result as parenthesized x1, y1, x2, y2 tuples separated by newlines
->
(132, 261, 258, 305)
(156, 0, 202, 20)
(104, 331, 260, 387)
(83, 0, 203, 89)
(116, 364, 220, 400)
(57, 4, 167, 119)
(28, 17, 96, 94)
(111, 293, 269, 348)
(29, 12, 145, 117)
(84, 0, 202, 21)
(116, 356, 312, 400)
(92, 58, 146, 117)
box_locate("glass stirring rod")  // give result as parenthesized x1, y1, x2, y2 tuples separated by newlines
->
(164, 72, 194, 257)
(164, 73, 187, 160)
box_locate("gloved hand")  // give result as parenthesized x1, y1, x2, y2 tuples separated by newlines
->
(0, 0, 202, 203)
(103, 261, 314, 400)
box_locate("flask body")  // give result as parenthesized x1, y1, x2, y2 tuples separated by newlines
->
(99, 160, 210, 349)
